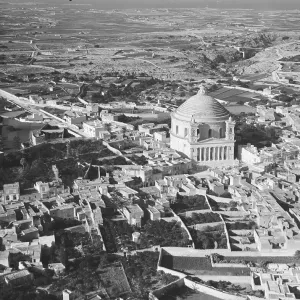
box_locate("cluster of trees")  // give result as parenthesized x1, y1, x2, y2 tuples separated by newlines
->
(160, 285, 197, 300)
(120, 252, 178, 299)
(188, 276, 264, 298)
(140, 220, 191, 248)
(208, 199, 237, 211)
(181, 212, 222, 226)
(3, 139, 108, 169)
(0, 158, 56, 190)
(206, 279, 264, 298)
(101, 219, 135, 252)
(171, 194, 209, 213)
(130, 155, 148, 166)
(50, 250, 176, 300)
(190, 225, 227, 250)
(46, 230, 104, 267)
(0, 138, 121, 189)
(211, 253, 253, 266)
(226, 221, 257, 230)
(50, 254, 111, 299)
(100, 219, 118, 253)
(2, 286, 58, 300)
(118, 114, 140, 124)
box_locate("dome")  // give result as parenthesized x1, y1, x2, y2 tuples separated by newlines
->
(173, 87, 230, 123)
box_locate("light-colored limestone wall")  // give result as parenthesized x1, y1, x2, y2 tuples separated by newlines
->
(170, 132, 190, 157)
(188, 221, 224, 231)
(3, 118, 44, 130)
(157, 266, 187, 278)
(161, 246, 297, 257)
(220, 214, 231, 251)
(171, 211, 195, 248)
(102, 141, 122, 156)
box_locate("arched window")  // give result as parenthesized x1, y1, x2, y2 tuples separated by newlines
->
(184, 128, 188, 137)
(176, 125, 179, 134)
(219, 128, 223, 138)
(208, 129, 212, 138)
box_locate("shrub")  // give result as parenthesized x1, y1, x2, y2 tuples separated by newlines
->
(171, 194, 209, 213)
(181, 212, 222, 226)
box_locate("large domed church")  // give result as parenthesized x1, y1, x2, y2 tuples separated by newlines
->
(170, 86, 235, 166)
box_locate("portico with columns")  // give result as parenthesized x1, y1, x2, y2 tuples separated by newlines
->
(170, 86, 235, 167)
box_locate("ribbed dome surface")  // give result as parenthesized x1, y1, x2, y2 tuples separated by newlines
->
(174, 90, 230, 122)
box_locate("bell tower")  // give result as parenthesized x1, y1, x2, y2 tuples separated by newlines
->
(225, 116, 235, 141)
(189, 115, 198, 143)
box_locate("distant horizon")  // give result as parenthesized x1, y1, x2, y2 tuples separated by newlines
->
(2, 0, 300, 10)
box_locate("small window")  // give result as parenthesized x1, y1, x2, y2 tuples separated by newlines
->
(13, 195, 17, 200)
(184, 128, 188, 137)
(6, 196, 9, 200)
(219, 128, 223, 138)
(208, 129, 212, 138)
(176, 125, 179, 134)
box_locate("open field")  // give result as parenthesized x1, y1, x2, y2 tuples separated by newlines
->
(2, 3, 300, 83)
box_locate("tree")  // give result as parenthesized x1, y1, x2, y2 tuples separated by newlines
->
(13, 135, 21, 150)
(294, 250, 300, 261)
(20, 157, 26, 170)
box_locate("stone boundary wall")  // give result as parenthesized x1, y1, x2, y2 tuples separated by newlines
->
(157, 266, 186, 279)
(206, 194, 233, 204)
(178, 209, 212, 217)
(218, 211, 250, 217)
(171, 211, 195, 248)
(221, 215, 231, 251)
(205, 195, 213, 210)
(187, 221, 224, 231)
(102, 141, 122, 156)
(3, 118, 44, 130)
(111, 120, 135, 131)
(161, 246, 296, 257)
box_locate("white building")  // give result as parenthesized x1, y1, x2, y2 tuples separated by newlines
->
(170, 86, 235, 166)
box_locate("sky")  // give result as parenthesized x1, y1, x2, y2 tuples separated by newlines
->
(2, 0, 300, 10)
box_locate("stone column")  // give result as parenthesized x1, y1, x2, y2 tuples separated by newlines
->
(227, 146, 230, 161)
(207, 147, 210, 161)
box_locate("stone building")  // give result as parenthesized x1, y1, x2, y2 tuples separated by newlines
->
(170, 86, 235, 166)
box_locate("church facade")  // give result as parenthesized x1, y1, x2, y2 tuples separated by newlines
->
(170, 87, 235, 167)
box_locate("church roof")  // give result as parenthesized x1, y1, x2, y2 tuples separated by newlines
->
(173, 87, 230, 123)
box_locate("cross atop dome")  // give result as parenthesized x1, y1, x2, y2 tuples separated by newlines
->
(198, 85, 207, 95)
